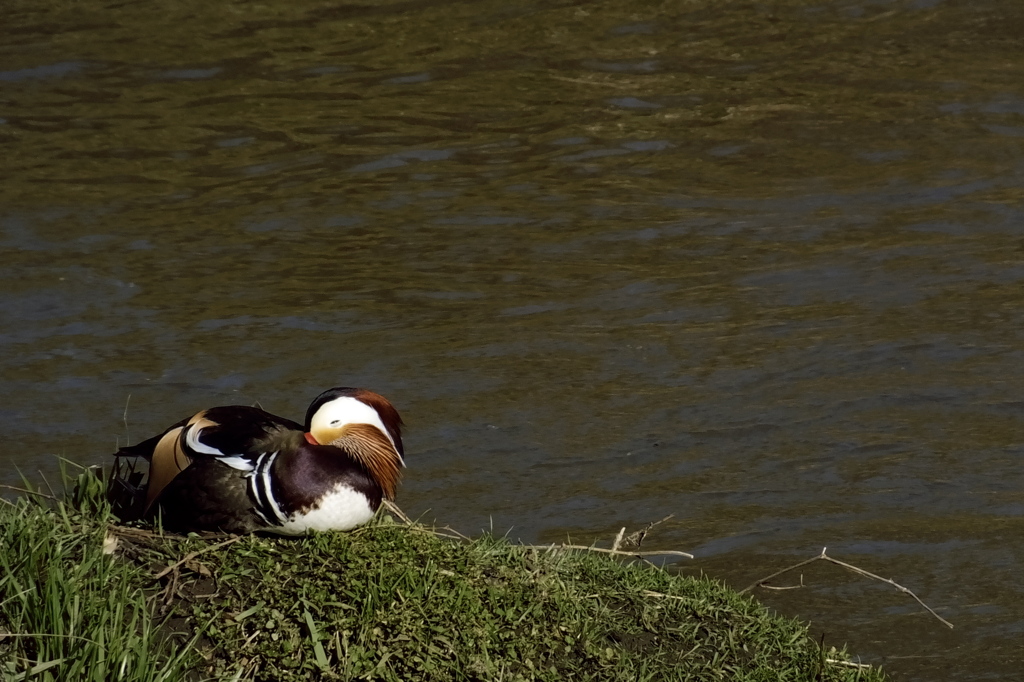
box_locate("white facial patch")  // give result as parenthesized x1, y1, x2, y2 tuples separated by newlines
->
(309, 396, 398, 451)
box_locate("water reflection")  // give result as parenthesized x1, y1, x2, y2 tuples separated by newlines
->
(4, 0, 1024, 679)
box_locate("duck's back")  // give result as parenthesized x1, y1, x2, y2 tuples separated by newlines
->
(109, 405, 303, 529)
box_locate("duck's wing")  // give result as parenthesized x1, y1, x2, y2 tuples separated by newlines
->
(177, 406, 304, 470)
(114, 415, 191, 460)
(112, 405, 302, 514)
(109, 415, 191, 519)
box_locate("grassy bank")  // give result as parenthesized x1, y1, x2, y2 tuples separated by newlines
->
(1, 473, 885, 681)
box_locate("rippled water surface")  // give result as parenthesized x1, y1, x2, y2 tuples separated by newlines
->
(4, 0, 1024, 678)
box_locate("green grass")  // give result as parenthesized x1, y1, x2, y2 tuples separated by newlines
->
(0, 471, 886, 681)
(0, 472, 195, 681)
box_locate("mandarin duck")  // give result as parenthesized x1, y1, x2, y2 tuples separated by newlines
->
(110, 387, 404, 534)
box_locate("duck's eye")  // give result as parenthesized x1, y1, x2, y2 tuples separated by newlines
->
(330, 420, 341, 426)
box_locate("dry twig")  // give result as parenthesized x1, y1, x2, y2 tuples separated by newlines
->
(376, 503, 691, 559)
(826, 658, 873, 670)
(382, 499, 413, 525)
(622, 514, 674, 548)
(108, 524, 233, 543)
(523, 544, 693, 559)
(151, 536, 245, 582)
(377, 500, 471, 540)
(611, 527, 626, 552)
(360, 523, 468, 541)
(740, 547, 953, 629)
(641, 589, 692, 602)
(761, 574, 805, 591)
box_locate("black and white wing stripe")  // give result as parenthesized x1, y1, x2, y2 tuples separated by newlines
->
(181, 420, 256, 471)
(177, 405, 303, 472)
(247, 451, 288, 525)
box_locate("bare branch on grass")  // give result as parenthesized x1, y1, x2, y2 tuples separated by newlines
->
(641, 589, 691, 602)
(826, 658, 873, 670)
(622, 514, 675, 549)
(381, 499, 413, 525)
(522, 544, 693, 559)
(377, 500, 470, 540)
(377, 502, 692, 559)
(151, 536, 245, 582)
(760, 574, 804, 591)
(611, 527, 625, 552)
(741, 547, 953, 629)
(108, 524, 233, 543)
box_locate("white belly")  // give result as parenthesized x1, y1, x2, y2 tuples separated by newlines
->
(271, 485, 376, 535)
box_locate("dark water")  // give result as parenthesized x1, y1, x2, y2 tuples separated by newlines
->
(4, 0, 1024, 678)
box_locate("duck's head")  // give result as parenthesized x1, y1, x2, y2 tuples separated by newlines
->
(304, 387, 405, 464)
